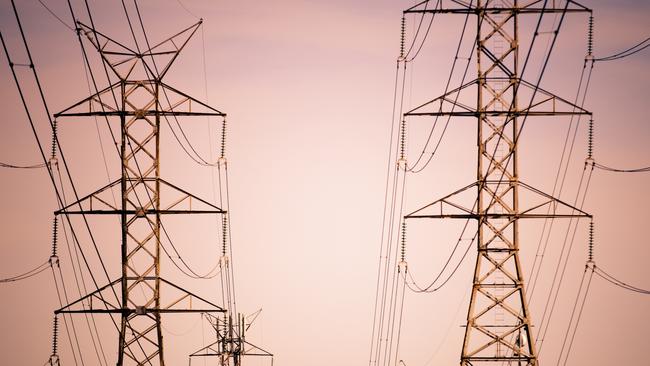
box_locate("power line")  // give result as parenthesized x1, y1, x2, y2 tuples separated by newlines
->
(369, 60, 404, 366)
(0, 161, 47, 169)
(555, 264, 594, 366)
(594, 36, 650, 62)
(36, 0, 75, 31)
(593, 162, 650, 173)
(404, 0, 440, 62)
(404, 222, 476, 293)
(0, 259, 50, 283)
(406, 0, 475, 173)
(3, 5, 119, 308)
(6, 0, 155, 362)
(593, 265, 650, 294)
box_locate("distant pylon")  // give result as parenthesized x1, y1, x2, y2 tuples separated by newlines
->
(403, 1, 592, 364)
(189, 312, 273, 365)
(54, 20, 226, 365)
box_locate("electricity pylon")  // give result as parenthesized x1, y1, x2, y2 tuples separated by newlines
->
(189, 312, 273, 365)
(54, 21, 226, 365)
(403, 1, 591, 364)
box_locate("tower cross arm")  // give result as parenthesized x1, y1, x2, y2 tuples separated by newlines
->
(404, 0, 591, 15)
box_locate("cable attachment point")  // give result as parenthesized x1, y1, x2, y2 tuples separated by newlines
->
(398, 119, 407, 170)
(49, 216, 59, 266)
(399, 15, 406, 60)
(588, 220, 594, 264)
(399, 221, 407, 273)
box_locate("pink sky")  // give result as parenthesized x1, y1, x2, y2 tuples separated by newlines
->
(1, 1, 648, 365)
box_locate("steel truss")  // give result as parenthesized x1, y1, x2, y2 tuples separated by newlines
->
(54, 20, 226, 365)
(403, 1, 591, 365)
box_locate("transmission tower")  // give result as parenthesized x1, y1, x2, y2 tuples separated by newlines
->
(189, 312, 273, 365)
(53, 21, 227, 365)
(402, 1, 592, 364)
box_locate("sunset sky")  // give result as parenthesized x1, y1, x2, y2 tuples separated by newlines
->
(1, 1, 648, 365)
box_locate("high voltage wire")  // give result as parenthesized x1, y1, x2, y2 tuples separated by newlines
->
(594, 36, 650, 62)
(2, 3, 125, 363)
(0, 259, 50, 283)
(536, 164, 594, 355)
(593, 162, 650, 173)
(37, 0, 75, 31)
(370, 56, 410, 366)
(0, 161, 47, 169)
(403, 0, 440, 62)
(527, 61, 594, 299)
(555, 263, 594, 366)
(593, 265, 650, 294)
(406, 0, 475, 174)
(371, 3, 479, 365)
(525, 38, 596, 359)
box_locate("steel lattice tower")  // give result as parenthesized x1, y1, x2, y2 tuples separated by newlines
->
(189, 313, 273, 365)
(54, 21, 226, 365)
(403, 1, 591, 364)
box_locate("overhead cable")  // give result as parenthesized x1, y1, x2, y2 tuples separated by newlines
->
(594, 36, 650, 62)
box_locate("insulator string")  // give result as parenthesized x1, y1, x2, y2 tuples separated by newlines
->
(587, 15, 594, 58)
(399, 119, 406, 162)
(587, 118, 593, 161)
(52, 315, 59, 356)
(220, 118, 227, 159)
(399, 15, 406, 60)
(588, 221, 594, 263)
(221, 215, 228, 257)
(50, 216, 59, 266)
(400, 222, 406, 263)
(50, 119, 58, 162)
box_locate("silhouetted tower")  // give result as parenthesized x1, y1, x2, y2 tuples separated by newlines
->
(189, 312, 273, 365)
(403, 1, 592, 364)
(54, 21, 226, 365)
